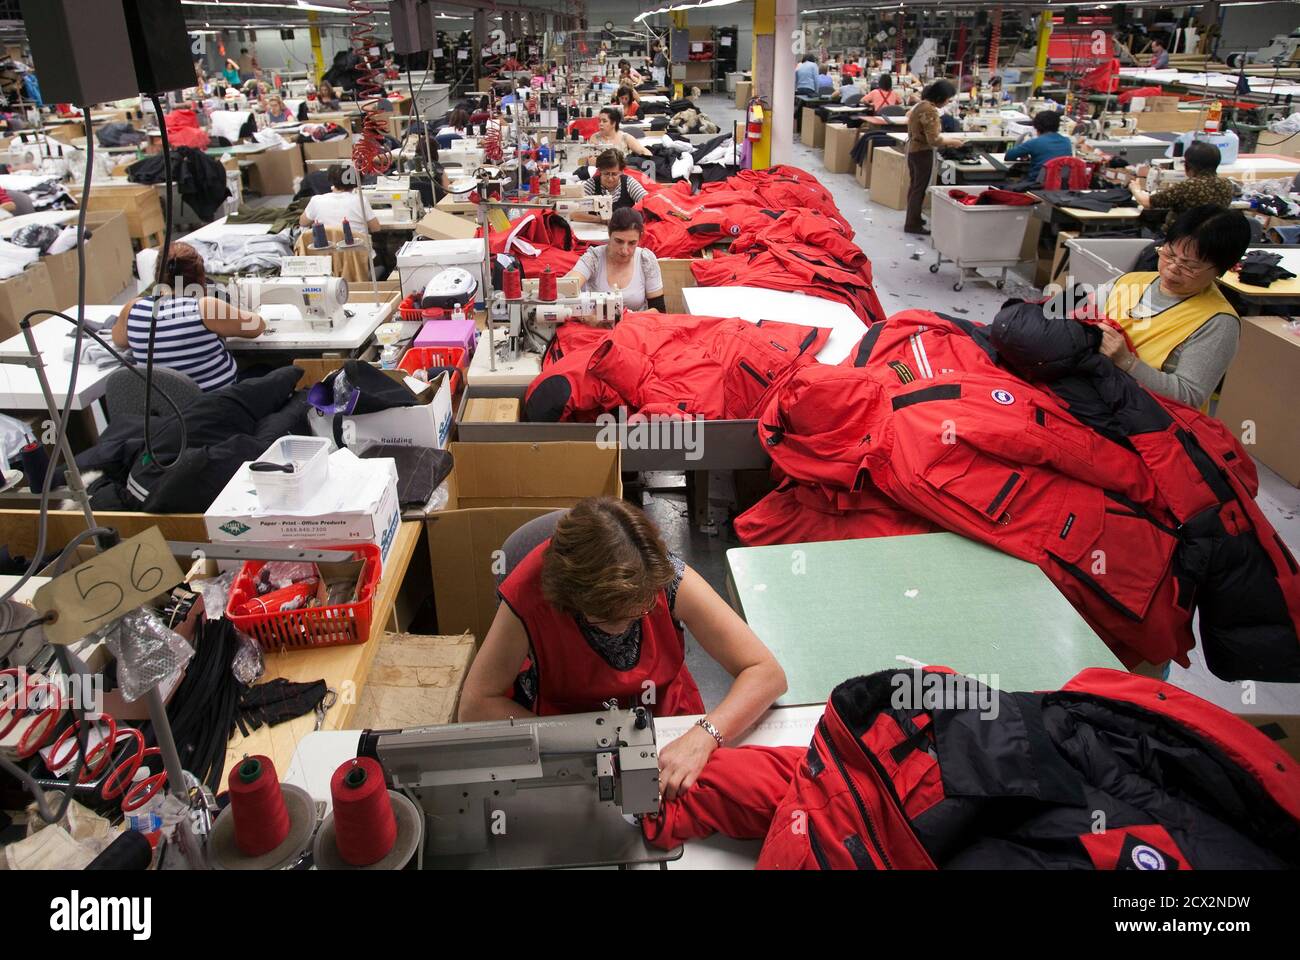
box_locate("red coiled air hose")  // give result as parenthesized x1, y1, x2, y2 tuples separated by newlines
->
(348, 0, 392, 175)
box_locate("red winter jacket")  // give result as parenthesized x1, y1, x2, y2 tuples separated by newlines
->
(754, 668, 1300, 869)
(524, 313, 828, 422)
(704, 165, 851, 233)
(484, 209, 586, 278)
(733, 478, 934, 547)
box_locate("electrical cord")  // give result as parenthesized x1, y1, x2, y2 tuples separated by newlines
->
(145, 93, 181, 473)
(0, 112, 95, 608)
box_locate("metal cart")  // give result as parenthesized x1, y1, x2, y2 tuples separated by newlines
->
(927, 184, 1037, 292)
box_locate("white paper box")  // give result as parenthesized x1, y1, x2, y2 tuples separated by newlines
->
(307, 372, 453, 452)
(396, 237, 486, 305)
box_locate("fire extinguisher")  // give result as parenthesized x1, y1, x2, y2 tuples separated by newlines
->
(746, 100, 764, 141)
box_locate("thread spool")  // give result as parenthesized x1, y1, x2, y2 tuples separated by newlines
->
(329, 757, 396, 866)
(341, 218, 355, 246)
(227, 755, 291, 858)
(529, 176, 541, 196)
(20, 441, 62, 492)
(538, 267, 557, 302)
(549, 177, 561, 197)
(311, 221, 328, 249)
(502, 265, 523, 301)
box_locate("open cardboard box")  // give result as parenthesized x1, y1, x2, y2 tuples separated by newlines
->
(425, 442, 622, 644)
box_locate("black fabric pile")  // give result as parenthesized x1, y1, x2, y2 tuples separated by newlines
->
(96, 122, 147, 147)
(1236, 249, 1297, 288)
(77, 365, 310, 513)
(850, 130, 897, 167)
(361, 445, 452, 509)
(237, 678, 328, 736)
(1034, 187, 1137, 212)
(127, 146, 230, 221)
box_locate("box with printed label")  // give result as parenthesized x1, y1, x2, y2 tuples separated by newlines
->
(204, 451, 402, 569)
(307, 371, 453, 452)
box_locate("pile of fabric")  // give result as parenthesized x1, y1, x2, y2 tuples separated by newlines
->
(523, 312, 828, 424)
(667, 107, 719, 136)
(163, 109, 210, 150)
(737, 304, 1300, 680)
(185, 231, 295, 276)
(484, 208, 586, 279)
(643, 668, 1300, 869)
(128, 146, 230, 221)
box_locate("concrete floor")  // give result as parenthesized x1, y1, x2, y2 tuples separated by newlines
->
(667, 94, 1300, 715)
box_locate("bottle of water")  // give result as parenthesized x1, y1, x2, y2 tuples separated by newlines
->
(452, 301, 466, 323)
(124, 768, 164, 850)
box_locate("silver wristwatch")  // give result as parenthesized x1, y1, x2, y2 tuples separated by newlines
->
(696, 717, 725, 748)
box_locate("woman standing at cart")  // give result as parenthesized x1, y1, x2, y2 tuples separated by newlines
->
(903, 79, 963, 236)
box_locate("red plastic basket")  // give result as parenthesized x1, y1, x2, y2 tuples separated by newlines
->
(397, 345, 466, 393)
(225, 544, 381, 652)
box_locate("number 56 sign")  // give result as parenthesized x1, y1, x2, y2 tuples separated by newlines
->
(34, 528, 184, 646)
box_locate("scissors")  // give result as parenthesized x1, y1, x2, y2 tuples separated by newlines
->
(0, 668, 66, 760)
(314, 687, 338, 731)
(46, 715, 167, 813)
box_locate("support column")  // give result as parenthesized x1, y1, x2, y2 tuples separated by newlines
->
(772, 0, 796, 167)
(751, 0, 774, 170)
(671, 10, 688, 99)
(307, 11, 325, 84)
(1032, 9, 1052, 92)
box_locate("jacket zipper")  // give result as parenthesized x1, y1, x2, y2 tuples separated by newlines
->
(818, 718, 891, 869)
(738, 360, 769, 386)
(806, 820, 832, 869)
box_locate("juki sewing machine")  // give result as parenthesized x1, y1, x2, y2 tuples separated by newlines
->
(363, 177, 425, 222)
(552, 193, 613, 221)
(234, 275, 351, 331)
(358, 703, 676, 868)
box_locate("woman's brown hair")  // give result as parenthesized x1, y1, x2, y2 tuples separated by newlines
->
(541, 497, 674, 621)
(160, 242, 206, 292)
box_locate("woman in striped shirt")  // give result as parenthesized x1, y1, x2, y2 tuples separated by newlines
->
(112, 243, 266, 392)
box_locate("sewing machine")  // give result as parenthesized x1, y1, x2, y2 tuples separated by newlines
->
(358, 704, 674, 868)
(363, 177, 425, 223)
(552, 193, 613, 221)
(235, 276, 350, 330)
(1144, 159, 1186, 192)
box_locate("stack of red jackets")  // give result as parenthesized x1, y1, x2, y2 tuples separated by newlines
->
(522, 312, 828, 423)
(638, 180, 786, 259)
(482, 209, 586, 278)
(690, 208, 886, 324)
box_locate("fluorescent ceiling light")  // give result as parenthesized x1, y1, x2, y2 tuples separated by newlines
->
(635, 0, 744, 22)
(180, 2, 347, 12)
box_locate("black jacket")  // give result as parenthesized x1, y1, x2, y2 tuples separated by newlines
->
(127, 146, 230, 222)
(77, 366, 309, 514)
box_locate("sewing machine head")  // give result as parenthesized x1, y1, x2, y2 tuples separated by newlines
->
(553, 193, 613, 221)
(235, 276, 350, 331)
(358, 704, 659, 859)
(488, 288, 623, 362)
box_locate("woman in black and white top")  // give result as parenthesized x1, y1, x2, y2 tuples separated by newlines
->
(583, 107, 651, 165)
(112, 243, 266, 392)
(574, 150, 647, 223)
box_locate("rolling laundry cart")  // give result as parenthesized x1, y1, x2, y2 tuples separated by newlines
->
(927, 184, 1036, 292)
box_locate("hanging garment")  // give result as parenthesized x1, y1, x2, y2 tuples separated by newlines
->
(497, 540, 705, 717)
(127, 147, 230, 221)
(753, 668, 1300, 869)
(524, 313, 829, 423)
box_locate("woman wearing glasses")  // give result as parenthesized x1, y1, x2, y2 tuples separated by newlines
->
(1098, 205, 1251, 409)
(459, 497, 786, 799)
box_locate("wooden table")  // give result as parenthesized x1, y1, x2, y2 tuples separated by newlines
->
(726, 532, 1121, 706)
(1218, 247, 1300, 313)
(219, 520, 423, 784)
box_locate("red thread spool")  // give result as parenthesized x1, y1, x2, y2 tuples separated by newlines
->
(529, 176, 541, 196)
(502, 265, 523, 301)
(538, 268, 557, 302)
(330, 757, 396, 866)
(549, 177, 561, 197)
(227, 755, 291, 858)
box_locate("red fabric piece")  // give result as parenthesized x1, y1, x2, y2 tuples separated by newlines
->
(642, 746, 803, 849)
(1118, 85, 1166, 105)
(483, 209, 586, 279)
(1079, 58, 1121, 94)
(523, 313, 828, 422)
(1041, 156, 1092, 191)
(497, 540, 705, 717)
(163, 109, 210, 150)
(842, 62, 862, 78)
(734, 479, 934, 547)
(567, 117, 601, 140)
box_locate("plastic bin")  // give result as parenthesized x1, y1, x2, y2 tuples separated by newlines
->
(225, 543, 381, 652)
(248, 436, 331, 511)
(397, 345, 466, 393)
(1065, 238, 1151, 289)
(928, 185, 1037, 291)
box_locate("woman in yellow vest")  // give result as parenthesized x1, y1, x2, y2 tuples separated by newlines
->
(1098, 206, 1251, 409)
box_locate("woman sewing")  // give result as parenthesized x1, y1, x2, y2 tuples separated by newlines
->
(614, 85, 641, 119)
(1099, 205, 1251, 409)
(264, 94, 293, 124)
(564, 209, 665, 313)
(572, 150, 648, 223)
(314, 81, 342, 112)
(617, 59, 645, 87)
(459, 497, 788, 800)
(298, 163, 381, 238)
(584, 107, 651, 165)
(112, 243, 266, 392)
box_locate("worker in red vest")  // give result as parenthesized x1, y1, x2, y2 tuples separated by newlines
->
(460, 497, 788, 799)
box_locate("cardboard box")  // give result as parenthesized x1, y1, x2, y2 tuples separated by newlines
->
(72, 183, 164, 247)
(416, 207, 478, 241)
(823, 123, 857, 175)
(658, 257, 700, 314)
(463, 397, 519, 423)
(308, 370, 453, 452)
(1143, 96, 1181, 112)
(1215, 315, 1300, 486)
(46, 210, 133, 308)
(1133, 110, 1206, 134)
(205, 451, 402, 568)
(734, 80, 752, 111)
(801, 107, 825, 149)
(425, 442, 622, 643)
(246, 144, 305, 196)
(0, 262, 58, 341)
(301, 137, 354, 163)
(1255, 129, 1300, 161)
(870, 146, 909, 210)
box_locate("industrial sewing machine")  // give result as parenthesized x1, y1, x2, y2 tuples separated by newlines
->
(358, 704, 675, 868)
(363, 177, 424, 223)
(552, 193, 613, 221)
(234, 275, 351, 331)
